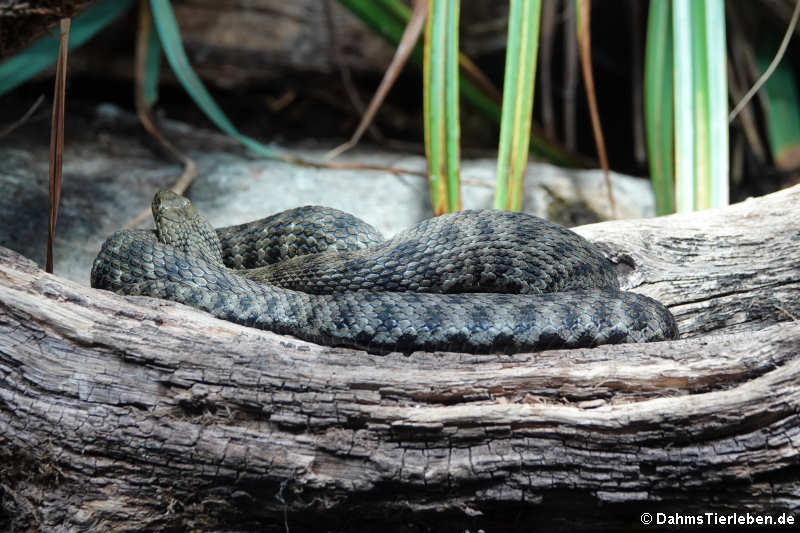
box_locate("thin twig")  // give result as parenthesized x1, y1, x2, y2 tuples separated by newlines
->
(724, 5, 768, 162)
(727, 59, 767, 161)
(577, 0, 616, 218)
(539, 0, 558, 140)
(0, 94, 45, 137)
(122, 0, 197, 230)
(279, 153, 425, 177)
(46, 18, 70, 273)
(324, 0, 428, 160)
(457, 54, 502, 104)
(322, 0, 383, 143)
(729, 0, 800, 123)
(630, 0, 646, 166)
(563, 0, 578, 151)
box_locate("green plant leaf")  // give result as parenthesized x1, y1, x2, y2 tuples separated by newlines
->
(672, 0, 696, 211)
(494, 0, 541, 211)
(690, 0, 711, 209)
(423, 0, 460, 214)
(0, 0, 135, 96)
(149, 0, 277, 158)
(337, 0, 581, 167)
(671, 0, 728, 212)
(703, 0, 728, 208)
(644, 0, 675, 215)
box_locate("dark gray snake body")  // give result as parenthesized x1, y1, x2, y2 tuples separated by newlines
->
(90, 191, 677, 354)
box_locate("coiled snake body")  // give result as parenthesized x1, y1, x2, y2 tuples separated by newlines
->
(91, 191, 677, 354)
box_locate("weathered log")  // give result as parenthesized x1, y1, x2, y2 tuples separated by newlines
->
(1, 185, 799, 531)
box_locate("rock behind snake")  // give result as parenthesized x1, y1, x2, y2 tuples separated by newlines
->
(90, 192, 678, 354)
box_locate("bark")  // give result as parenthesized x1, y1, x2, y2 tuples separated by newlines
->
(0, 1, 94, 59)
(1, 185, 799, 532)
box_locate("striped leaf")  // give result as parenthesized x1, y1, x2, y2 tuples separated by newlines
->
(423, 0, 461, 214)
(337, 0, 580, 167)
(671, 0, 728, 212)
(494, 0, 541, 211)
(644, 0, 675, 215)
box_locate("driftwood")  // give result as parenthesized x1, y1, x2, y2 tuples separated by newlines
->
(1, 184, 799, 532)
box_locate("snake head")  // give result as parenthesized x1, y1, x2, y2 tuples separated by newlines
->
(152, 190, 197, 223)
(152, 190, 224, 265)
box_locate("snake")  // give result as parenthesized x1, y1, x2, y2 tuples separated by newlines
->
(90, 191, 678, 354)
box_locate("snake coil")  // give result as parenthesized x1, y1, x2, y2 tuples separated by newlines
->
(91, 191, 677, 354)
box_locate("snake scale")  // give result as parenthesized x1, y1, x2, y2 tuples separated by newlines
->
(91, 191, 678, 354)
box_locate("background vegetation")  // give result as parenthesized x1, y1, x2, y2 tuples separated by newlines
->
(1, 0, 798, 235)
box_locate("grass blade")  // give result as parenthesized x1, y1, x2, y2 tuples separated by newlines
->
(444, 0, 460, 212)
(644, 0, 675, 214)
(703, 0, 728, 207)
(423, 0, 461, 214)
(337, 0, 582, 167)
(672, 0, 728, 212)
(689, 0, 711, 209)
(494, 0, 541, 211)
(672, 0, 696, 212)
(149, 0, 278, 158)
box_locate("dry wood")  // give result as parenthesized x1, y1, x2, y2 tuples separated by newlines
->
(1, 185, 799, 531)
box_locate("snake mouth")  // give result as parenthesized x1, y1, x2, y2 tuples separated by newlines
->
(155, 210, 185, 224)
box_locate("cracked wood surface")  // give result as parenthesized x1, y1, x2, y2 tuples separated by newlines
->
(1, 185, 799, 531)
